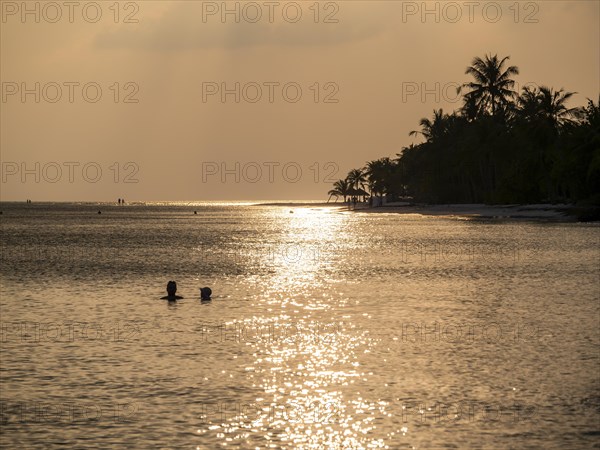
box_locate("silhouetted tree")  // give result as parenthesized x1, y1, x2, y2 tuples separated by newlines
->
(330, 179, 351, 203)
(346, 168, 367, 191)
(461, 54, 519, 118)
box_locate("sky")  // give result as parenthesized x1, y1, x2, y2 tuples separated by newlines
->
(1, 0, 599, 201)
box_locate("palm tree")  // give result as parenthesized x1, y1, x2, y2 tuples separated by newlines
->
(459, 91, 480, 122)
(329, 179, 351, 203)
(346, 168, 367, 191)
(365, 158, 395, 199)
(518, 86, 585, 200)
(537, 86, 581, 129)
(518, 86, 580, 128)
(460, 54, 519, 117)
(516, 86, 540, 122)
(327, 189, 340, 202)
(409, 109, 448, 142)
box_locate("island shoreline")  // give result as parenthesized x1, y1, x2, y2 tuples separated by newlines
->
(253, 202, 599, 222)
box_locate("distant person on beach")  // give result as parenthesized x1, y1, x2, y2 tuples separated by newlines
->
(161, 281, 183, 300)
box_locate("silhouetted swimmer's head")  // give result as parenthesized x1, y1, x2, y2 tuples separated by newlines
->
(160, 281, 183, 300)
(200, 287, 212, 300)
(167, 280, 178, 296)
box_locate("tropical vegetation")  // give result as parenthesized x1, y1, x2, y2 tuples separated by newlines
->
(328, 54, 600, 207)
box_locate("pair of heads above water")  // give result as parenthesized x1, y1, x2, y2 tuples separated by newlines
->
(161, 281, 212, 301)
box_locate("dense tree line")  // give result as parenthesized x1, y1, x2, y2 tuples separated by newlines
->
(328, 54, 600, 206)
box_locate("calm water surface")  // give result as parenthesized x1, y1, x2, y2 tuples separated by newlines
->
(0, 202, 598, 449)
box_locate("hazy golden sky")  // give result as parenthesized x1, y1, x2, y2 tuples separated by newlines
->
(1, 0, 598, 201)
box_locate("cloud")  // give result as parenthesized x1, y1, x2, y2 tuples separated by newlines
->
(94, 2, 388, 51)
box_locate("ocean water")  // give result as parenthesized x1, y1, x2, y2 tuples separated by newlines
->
(0, 202, 598, 449)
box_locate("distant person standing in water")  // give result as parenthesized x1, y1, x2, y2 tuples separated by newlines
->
(161, 281, 183, 300)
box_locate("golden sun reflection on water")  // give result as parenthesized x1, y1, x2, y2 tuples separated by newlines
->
(197, 207, 400, 448)
(262, 207, 347, 300)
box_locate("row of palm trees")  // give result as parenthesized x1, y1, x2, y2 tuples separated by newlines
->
(328, 54, 599, 205)
(327, 161, 395, 203)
